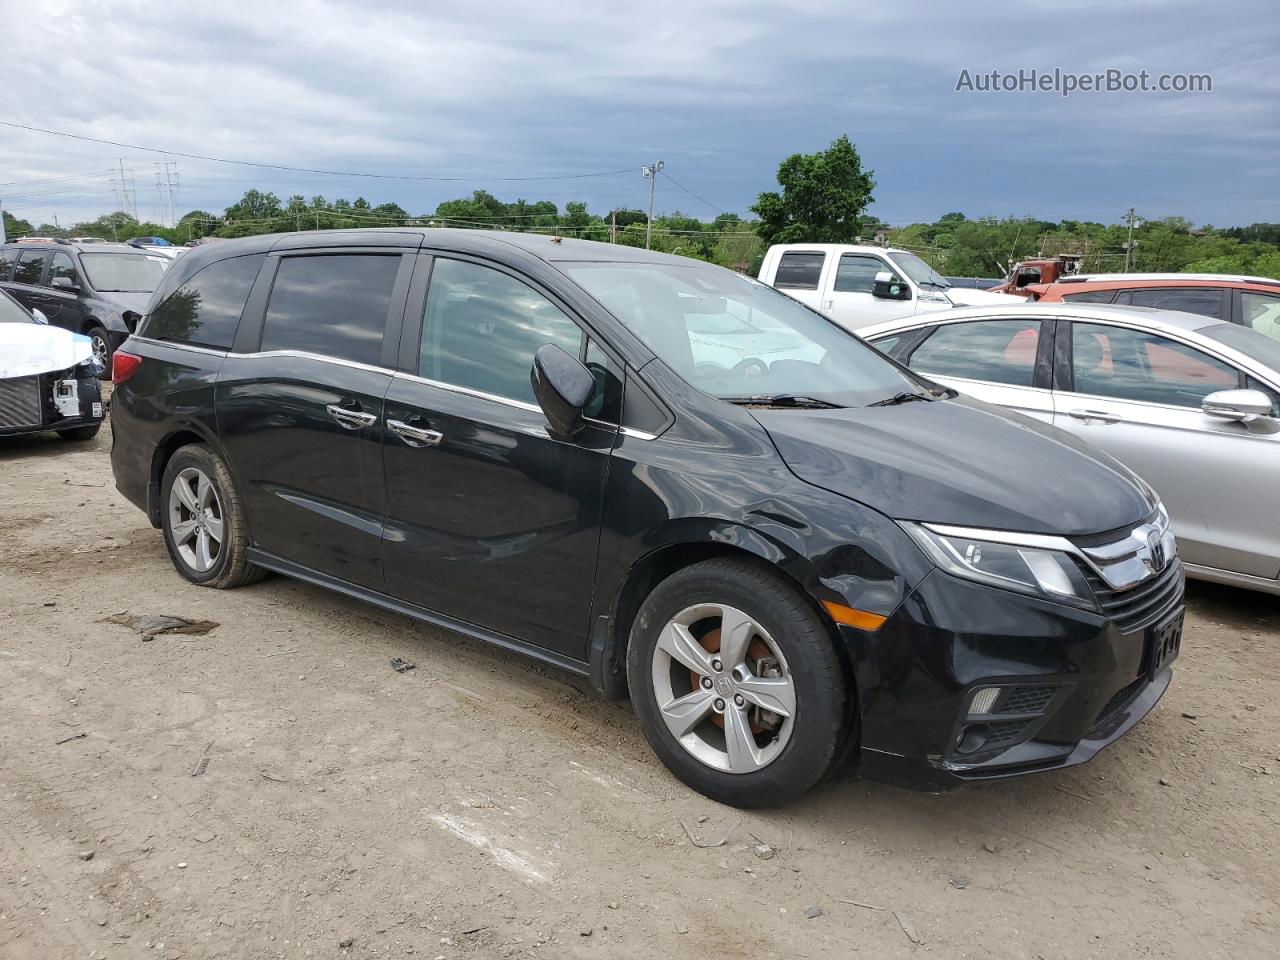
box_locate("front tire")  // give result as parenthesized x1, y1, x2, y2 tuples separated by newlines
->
(627, 558, 848, 807)
(160, 444, 266, 589)
(86, 325, 113, 380)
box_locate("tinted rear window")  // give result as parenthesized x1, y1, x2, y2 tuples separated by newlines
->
(1127, 287, 1225, 318)
(773, 252, 825, 290)
(260, 254, 400, 365)
(14, 249, 49, 284)
(143, 254, 264, 350)
(1059, 288, 1117, 303)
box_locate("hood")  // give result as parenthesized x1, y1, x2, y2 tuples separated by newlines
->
(946, 288, 1027, 307)
(0, 323, 94, 378)
(97, 291, 153, 314)
(755, 395, 1153, 536)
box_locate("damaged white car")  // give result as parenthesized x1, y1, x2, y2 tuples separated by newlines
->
(1, 289, 105, 442)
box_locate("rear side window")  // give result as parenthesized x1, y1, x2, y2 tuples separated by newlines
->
(773, 252, 825, 290)
(907, 319, 1042, 387)
(143, 254, 264, 350)
(1071, 322, 1238, 407)
(418, 257, 583, 405)
(1059, 288, 1117, 303)
(14, 249, 49, 284)
(261, 254, 400, 365)
(0, 249, 15, 281)
(1126, 287, 1225, 318)
(833, 254, 891, 293)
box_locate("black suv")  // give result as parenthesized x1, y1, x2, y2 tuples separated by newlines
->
(0, 240, 170, 375)
(109, 229, 1184, 806)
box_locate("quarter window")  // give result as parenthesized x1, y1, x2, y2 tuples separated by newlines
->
(833, 254, 892, 293)
(1071, 322, 1238, 407)
(14, 249, 49, 285)
(47, 252, 79, 286)
(1126, 287, 1225, 319)
(1059, 288, 1117, 303)
(418, 258, 583, 405)
(584, 339, 623, 423)
(143, 255, 264, 350)
(1241, 291, 1280, 340)
(907, 319, 1042, 387)
(261, 254, 401, 366)
(772, 252, 825, 290)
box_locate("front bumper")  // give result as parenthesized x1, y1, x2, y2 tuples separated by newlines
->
(0, 372, 103, 438)
(847, 563, 1183, 792)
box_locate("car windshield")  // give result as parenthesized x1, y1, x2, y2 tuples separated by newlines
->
(0, 291, 33, 323)
(79, 253, 168, 292)
(564, 260, 926, 407)
(1203, 321, 1280, 371)
(889, 251, 950, 289)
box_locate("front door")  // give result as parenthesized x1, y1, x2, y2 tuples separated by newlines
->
(216, 250, 412, 589)
(381, 254, 616, 659)
(29, 251, 88, 333)
(1053, 319, 1280, 578)
(821, 252, 916, 331)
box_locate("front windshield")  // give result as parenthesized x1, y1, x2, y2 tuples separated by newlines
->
(0, 291, 33, 323)
(565, 261, 924, 407)
(889, 251, 950, 289)
(80, 253, 168, 292)
(1204, 321, 1280, 370)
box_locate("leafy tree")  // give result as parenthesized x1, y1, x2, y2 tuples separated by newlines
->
(224, 189, 282, 224)
(2, 209, 34, 239)
(751, 135, 876, 245)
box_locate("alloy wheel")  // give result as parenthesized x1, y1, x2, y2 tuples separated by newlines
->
(650, 603, 796, 774)
(167, 466, 225, 573)
(91, 333, 109, 368)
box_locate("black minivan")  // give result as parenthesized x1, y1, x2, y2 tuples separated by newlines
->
(110, 229, 1184, 806)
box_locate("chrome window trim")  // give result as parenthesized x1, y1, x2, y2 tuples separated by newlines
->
(392, 370, 542, 415)
(129, 336, 230, 358)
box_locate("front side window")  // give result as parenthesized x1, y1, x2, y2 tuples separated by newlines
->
(261, 254, 400, 365)
(1126, 286, 1225, 319)
(79, 253, 168, 292)
(14, 249, 49, 285)
(47, 252, 79, 286)
(143, 255, 264, 350)
(833, 254, 892, 293)
(419, 257, 583, 405)
(908, 319, 1042, 387)
(772, 252, 825, 290)
(565, 261, 919, 407)
(1071, 322, 1238, 407)
(1241, 291, 1280, 340)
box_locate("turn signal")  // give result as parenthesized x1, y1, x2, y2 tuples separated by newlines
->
(112, 350, 142, 385)
(822, 600, 887, 631)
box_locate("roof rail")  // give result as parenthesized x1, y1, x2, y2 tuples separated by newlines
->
(1058, 272, 1280, 287)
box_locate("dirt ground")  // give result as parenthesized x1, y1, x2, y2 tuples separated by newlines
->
(1, 422, 1277, 960)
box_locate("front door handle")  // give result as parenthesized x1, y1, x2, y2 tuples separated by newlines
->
(325, 404, 378, 430)
(387, 418, 443, 448)
(1066, 408, 1121, 424)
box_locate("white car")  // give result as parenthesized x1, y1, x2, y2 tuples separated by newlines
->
(858, 303, 1280, 595)
(757, 243, 1024, 331)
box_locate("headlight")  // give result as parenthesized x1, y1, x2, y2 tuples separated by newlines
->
(903, 523, 1097, 609)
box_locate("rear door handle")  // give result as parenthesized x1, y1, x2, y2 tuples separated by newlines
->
(387, 418, 443, 447)
(1066, 408, 1121, 424)
(325, 404, 378, 430)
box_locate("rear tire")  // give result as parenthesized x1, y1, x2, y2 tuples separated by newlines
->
(160, 444, 267, 589)
(627, 557, 848, 807)
(57, 424, 100, 442)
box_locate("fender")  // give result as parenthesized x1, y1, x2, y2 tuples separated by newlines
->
(146, 420, 238, 528)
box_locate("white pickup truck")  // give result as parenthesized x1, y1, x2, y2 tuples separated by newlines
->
(758, 243, 1024, 331)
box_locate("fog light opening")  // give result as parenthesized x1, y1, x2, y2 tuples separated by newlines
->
(955, 724, 990, 756)
(968, 687, 1000, 715)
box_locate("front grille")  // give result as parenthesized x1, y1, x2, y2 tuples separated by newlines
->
(994, 685, 1057, 715)
(1081, 558, 1184, 634)
(0, 376, 42, 429)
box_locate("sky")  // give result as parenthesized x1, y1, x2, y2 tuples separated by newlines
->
(1, 0, 1277, 231)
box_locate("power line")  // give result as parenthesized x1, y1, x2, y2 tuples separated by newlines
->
(0, 118, 637, 183)
(659, 170, 725, 215)
(0, 170, 112, 188)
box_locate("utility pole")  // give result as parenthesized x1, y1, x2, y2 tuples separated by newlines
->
(1123, 208, 1139, 272)
(0, 197, 6, 244)
(641, 160, 663, 249)
(610, 210, 616, 244)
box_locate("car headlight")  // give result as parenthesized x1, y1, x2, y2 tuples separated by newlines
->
(903, 523, 1097, 609)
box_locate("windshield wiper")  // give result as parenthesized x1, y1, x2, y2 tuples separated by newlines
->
(869, 391, 933, 407)
(723, 394, 844, 409)
(918, 279, 951, 291)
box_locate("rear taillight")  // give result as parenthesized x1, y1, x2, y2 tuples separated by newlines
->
(112, 350, 143, 385)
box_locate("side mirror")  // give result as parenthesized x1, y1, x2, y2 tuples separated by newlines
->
(51, 276, 77, 290)
(1202, 388, 1272, 423)
(31, 308, 49, 325)
(531, 343, 596, 439)
(872, 271, 910, 301)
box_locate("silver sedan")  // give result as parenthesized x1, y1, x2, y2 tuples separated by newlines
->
(859, 303, 1280, 595)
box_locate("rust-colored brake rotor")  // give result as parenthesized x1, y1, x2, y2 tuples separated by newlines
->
(692, 626, 769, 733)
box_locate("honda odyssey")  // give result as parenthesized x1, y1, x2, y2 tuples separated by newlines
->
(110, 229, 1183, 806)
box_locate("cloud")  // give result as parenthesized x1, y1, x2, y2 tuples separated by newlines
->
(2, 0, 1276, 228)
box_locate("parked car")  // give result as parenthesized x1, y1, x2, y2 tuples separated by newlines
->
(859, 303, 1280, 595)
(1023, 273, 1280, 340)
(0, 239, 170, 376)
(757, 243, 1025, 331)
(988, 254, 1084, 295)
(69, 236, 109, 245)
(128, 238, 186, 261)
(0, 288, 105, 441)
(111, 229, 1182, 805)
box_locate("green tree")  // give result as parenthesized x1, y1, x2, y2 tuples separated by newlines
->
(2, 209, 34, 239)
(751, 135, 876, 245)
